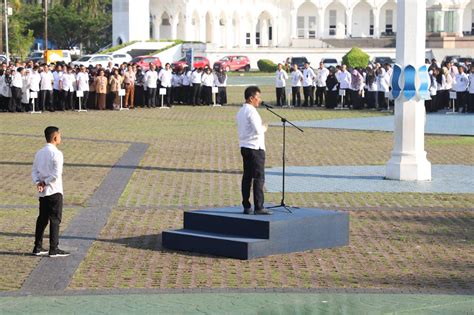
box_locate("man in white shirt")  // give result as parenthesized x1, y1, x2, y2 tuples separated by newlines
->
(10, 67, 23, 112)
(337, 64, 352, 107)
(31, 126, 69, 257)
(454, 66, 469, 113)
(158, 63, 173, 106)
(191, 68, 203, 106)
(76, 66, 90, 109)
(144, 64, 158, 107)
(315, 62, 329, 107)
(29, 65, 41, 111)
(302, 62, 315, 107)
(290, 64, 303, 107)
(236, 86, 271, 215)
(53, 65, 64, 111)
(61, 66, 76, 110)
(40, 65, 54, 111)
(275, 63, 288, 107)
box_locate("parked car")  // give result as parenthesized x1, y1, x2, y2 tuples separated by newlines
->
(110, 53, 132, 65)
(172, 56, 210, 71)
(28, 51, 44, 64)
(443, 55, 461, 64)
(71, 54, 114, 68)
(290, 56, 309, 70)
(28, 50, 72, 64)
(213, 55, 250, 72)
(321, 58, 339, 69)
(129, 56, 162, 71)
(373, 56, 394, 66)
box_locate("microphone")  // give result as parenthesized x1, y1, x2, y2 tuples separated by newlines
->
(261, 102, 273, 109)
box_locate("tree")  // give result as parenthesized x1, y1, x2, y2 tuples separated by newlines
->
(8, 1, 36, 59)
(342, 47, 370, 69)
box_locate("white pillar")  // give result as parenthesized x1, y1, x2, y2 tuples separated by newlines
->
(373, 8, 380, 38)
(212, 17, 220, 45)
(170, 17, 178, 40)
(184, 13, 193, 41)
(251, 18, 258, 48)
(261, 19, 268, 47)
(386, 0, 431, 181)
(199, 14, 206, 42)
(455, 9, 464, 37)
(225, 15, 233, 48)
(290, 9, 297, 42)
(318, 8, 325, 38)
(346, 9, 353, 37)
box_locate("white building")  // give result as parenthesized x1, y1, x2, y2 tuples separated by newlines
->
(113, 0, 474, 48)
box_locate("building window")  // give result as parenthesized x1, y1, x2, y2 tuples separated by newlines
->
(308, 16, 316, 39)
(256, 32, 260, 45)
(385, 10, 393, 35)
(246, 33, 250, 45)
(370, 10, 374, 36)
(426, 10, 456, 33)
(162, 18, 170, 26)
(297, 16, 305, 39)
(269, 26, 272, 41)
(329, 10, 336, 36)
(472, 9, 474, 34)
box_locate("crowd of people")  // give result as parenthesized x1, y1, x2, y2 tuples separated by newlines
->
(274, 58, 474, 113)
(0, 60, 229, 113)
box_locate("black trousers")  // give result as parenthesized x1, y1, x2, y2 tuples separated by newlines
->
(40, 90, 54, 111)
(53, 89, 62, 110)
(147, 88, 157, 107)
(303, 86, 313, 107)
(10, 87, 22, 112)
(241, 147, 265, 211)
(456, 91, 468, 112)
(34, 193, 63, 251)
(468, 93, 474, 113)
(275, 87, 286, 106)
(315, 86, 326, 106)
(201, 86, 212, 105)
(79, 91, 89, 110)
(217, 87, 227, 105)
(291, 87, 301, 107)
(192, 84, 201, 105)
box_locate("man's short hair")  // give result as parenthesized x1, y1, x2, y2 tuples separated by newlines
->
(244, 86, 261, 101)
(44, 126, 59, 143)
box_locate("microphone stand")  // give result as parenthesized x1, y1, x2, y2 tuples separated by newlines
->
(264, 104, 304, 213)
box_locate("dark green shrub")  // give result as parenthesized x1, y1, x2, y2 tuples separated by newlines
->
(342, 47, 370, 69)
(257, 59, 278, 72)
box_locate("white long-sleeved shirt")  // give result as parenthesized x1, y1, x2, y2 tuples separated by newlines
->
(453, 73, 469, 92)
(53, 71, 63, 90)
(302, 68, 315, 87)
(158, 68, 173, 87)
(201, 73, 214, 87)
(337, 70, 351, 89)
(291, 70, 303, 87)
(191, 71, 202, 84)
(11, 72, 23, 88)
(275, 70, 288, 88)
(61, 73, 75, 92)
(30, 72, 41, 92)
(144, 70, 158, 88)
(315, 67, 329, 87)
(32, 143, 64, 197)
(76, 72, 89, 91)
(236, 103, 266, 151)
(40, 72, 54, 91)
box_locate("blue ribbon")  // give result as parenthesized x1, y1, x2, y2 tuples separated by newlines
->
(392, 64, 402, 99)
(418, 65, 430, 100)
(403, 65, 416, 100)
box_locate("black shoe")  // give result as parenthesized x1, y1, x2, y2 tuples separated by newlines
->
(32, 247, 48, 256)
(255, 209, 273, 215)
(243, 208, 254, 215)
(49, 249, 70, 257)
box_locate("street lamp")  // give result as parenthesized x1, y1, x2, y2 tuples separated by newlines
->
(4, 0, 9, 61)
(44, 0, 48, 62)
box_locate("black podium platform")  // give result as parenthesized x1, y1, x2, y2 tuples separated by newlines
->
(162, 207, 349, 260)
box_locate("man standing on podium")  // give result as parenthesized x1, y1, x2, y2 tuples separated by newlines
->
(236, 86, 272, 215)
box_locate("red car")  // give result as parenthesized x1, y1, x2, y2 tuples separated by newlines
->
(172, 56, 210, 71)
(130, 56, 161, 71)
(213, 55, 251, 72)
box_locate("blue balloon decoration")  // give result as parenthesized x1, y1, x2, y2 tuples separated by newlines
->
(392, 64, 402, 99)
(418, 65, 430, 100)
(403, 65, 416, 100)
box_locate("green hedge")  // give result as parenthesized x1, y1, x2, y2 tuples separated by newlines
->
(342, 47, 370, 69)
(257, 59, 278, 72)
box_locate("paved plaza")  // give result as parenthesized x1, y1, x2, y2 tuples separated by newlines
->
(0, 107, 472, 313)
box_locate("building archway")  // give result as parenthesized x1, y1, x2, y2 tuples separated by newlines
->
(205, 12, 214, 43)
(325, 1, 346, 38)
(379, 1, 397, 36)
(297, 1, 318, 39)
(160, 12, 172, 39)
(256, 11, 273, 46)
(177, 11, 185, 40)
(232, 12, 241, 47)
(352, 1, 373, 37)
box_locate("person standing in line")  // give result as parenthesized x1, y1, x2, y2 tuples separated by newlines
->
(52, 65, 64, 111)
(32, 126, 69, 257)
(315, 62, 329, 107)
(10, 67, 23, 112)
(365, 67, 378, 109)
(454, 66, 469, 113)
(109, 68, 122, 110)
(158, 63, 173, 107)
(302, 62, 315, 107)
(325, 67, 339, 109)
(76, 66, 90, 110)
(191, 67, 203, 106)
(214, 67, 228, 106)
(123, 65, 135, 109)
(468, 65, 474, 113)
(236, 86, 271, 215)
(134, 65, 145, 108)
(40, 65, 54, 112)
(376, 65, 389, 110)
(201, 67, 214, 106)
(29, 66, 41, 112)
(94, 69, 108, 110)
(275, 63, 288, 107)
(350, 69, 364, 110)
(144, 64, 158, 108)
(181, 66, 192, 104)
(290, 64, 303, 107)
(337, 64, 352, 108)
(21, 68, 32, 112)
(61, 66, 75, 110)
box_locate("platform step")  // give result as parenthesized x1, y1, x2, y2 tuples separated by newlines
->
(162, 229, 267, 260)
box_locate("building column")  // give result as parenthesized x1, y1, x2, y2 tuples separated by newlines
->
(170, 16, 178, 40)
(272, 17, 278, 47)
(455, 9, 464, 37)
(373, 8, 380, 38)
(261, 19, 268, 47)
(386, 0, 431, 181)
(184, 12, 193, 41)
(199, 14, 206, 42)
(212, 17, 220, 45)
(225, 15, 233, 48)
(318, 8, 325, 38)
(290, 8, 297, 41)
(346, 9, 353, 37)
(251, 18, 258, 48)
